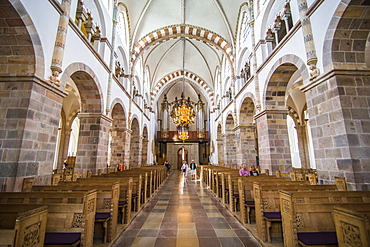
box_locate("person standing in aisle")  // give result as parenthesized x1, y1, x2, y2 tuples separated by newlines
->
(164, 160, 171, 177)
(181, 160, 189, 177)
(189, 160, 197, 180)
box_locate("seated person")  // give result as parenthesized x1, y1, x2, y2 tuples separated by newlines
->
(239, 163, 250, 176)
(250, 165, 259, 176)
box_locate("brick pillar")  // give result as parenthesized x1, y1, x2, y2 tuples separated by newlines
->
(255, 110, 292, 173)
(110, 127, 126, 167)
(305, 75, 370, 190)
(138, 135, 144, 167)
(217, 136, 224, 166)
(123, 129, 132, 169)
(76, 113, 111, 174)
(0, 79, 64, 191)
(225, 131, 237, 167)
(234, 127, 243, 166)
(238, 125, 257, 166)
(141, 137, 148, 166)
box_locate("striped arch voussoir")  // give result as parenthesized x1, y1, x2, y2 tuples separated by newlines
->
(132, 25, 233, 71)
(151, 70, 215, 110)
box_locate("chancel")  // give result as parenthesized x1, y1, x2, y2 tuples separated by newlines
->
(0, 0, 369, 246)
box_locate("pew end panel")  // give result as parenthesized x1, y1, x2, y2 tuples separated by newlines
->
(46, 190, 97, 247)
(0, 204, 48, 247)
(280, 190, 370, 247)
(334, 177, 348, 191)
(22, 177, 35, 192)
(333, 206, 370, 247)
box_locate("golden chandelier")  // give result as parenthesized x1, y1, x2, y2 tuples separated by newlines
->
(170, 92, 195, 140)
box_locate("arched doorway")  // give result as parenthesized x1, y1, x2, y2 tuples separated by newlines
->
(177, 147, 188, 168)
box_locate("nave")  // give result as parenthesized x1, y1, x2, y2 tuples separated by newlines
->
(112, 170, 262, 247)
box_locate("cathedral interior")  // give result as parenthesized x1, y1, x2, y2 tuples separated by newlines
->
(1, 0, 368, 191)
(0, 0, 370, 245)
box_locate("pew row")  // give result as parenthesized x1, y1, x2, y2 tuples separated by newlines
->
(31, 182, 120, 243)
(253, 182, 340, 243)
(279, 190, 370, 247)
(0, 190, 97, 247)
(0, 204, 48, 247)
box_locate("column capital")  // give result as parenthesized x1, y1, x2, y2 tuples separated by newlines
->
(78, 113, 113, 123)
(254, 109, 289, 120)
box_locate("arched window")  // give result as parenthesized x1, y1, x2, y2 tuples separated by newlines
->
(287, 115, 301, 168)
(68, 117, 80, 157)
(240, 11, 251, 47)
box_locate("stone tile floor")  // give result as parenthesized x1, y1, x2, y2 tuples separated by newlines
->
(111, 170, 262, 247)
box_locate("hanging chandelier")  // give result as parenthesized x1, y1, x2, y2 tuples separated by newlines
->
(170, 92, 195, 141)
(170, 92, 195, 126)
(169, 38, 195, 141)
(177, 125, 189, 141)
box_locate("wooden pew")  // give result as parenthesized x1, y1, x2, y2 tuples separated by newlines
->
(279, 190, 370, 247)
(69, 173, 142, 212)
(59, 177, 134, 225)
(237, 176, 308, 225)
(22, 177, 35, 192)
(0, 190, 97, 247)
(240, 176, 347, 227)
(254, 182, 339, 243)
(0, 204, 48, 247)
(333, 206, 370, 247)
(31, 182, 120, 243)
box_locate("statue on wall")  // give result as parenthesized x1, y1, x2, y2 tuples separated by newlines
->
(49, 70, 61, 87)
(240, 61, 251, 82)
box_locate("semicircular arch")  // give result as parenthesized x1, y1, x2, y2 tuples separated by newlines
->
(132, 24, 234, 76)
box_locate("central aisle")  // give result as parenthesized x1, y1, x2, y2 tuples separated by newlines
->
(112, 170, 262, 247)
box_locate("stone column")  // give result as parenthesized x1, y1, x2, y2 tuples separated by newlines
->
(217, 135, 225, 166)
(255, 110, 292, 173)
(250, 17, 261, 110)
(76, 113, 111, 174)
(49, 0, 72, 86)
(304, 75, 370, 190)
(123, 129, 132, 169)
(225, 130, 237, 168)
(58, 127, 72, 168)
(239, 125, 257, 166)
(0, 79, 65, 191)
(297, 0, 320, 79)
(138, 135, 144, 167)
(106, 2, 118, 115)
(110, 127, 126, 168)
(141, 137, 148, 166)
(234, 126, 243, 166)
(296, 124, 310, 169)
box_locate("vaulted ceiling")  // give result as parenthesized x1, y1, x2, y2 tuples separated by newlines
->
(120, 0, 245, 111)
